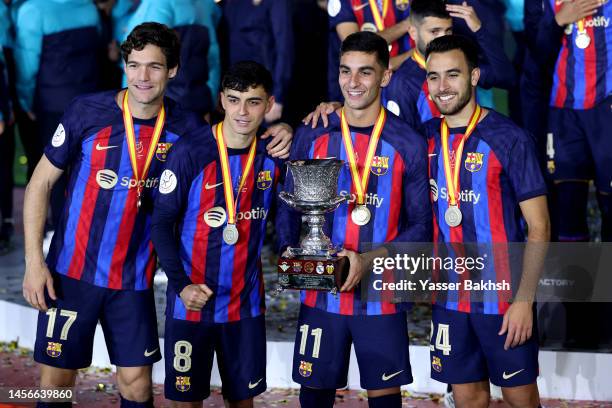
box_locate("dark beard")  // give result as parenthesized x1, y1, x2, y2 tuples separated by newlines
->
(435, 85, 472, 116)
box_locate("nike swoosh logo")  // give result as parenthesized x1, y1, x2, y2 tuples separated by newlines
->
(96, 143, 118, 151)
(353, 2, 369, 11)
(144, 348, 158, 357)
(502, 369, 524, 380)
(382, 370, 403, 381)
(248, 378, 264, 389)
(205, 182, 224, 190)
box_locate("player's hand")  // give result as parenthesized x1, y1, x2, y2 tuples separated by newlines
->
(265, 103, 283, 123)
(338, 249, 367, 292)
(554, 0, 601, 26)
(302, 101, 342, 129)
(179, 284, 214, 311)
(446, 2, 482, 32)
(23, 260, 56, 311)
(261, 122, 293, 159)
(499, 301, 533, 350)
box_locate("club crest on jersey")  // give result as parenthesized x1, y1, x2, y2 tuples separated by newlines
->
(156, 142, 173, 162)
(257, 170, 273, 190)
(299, 361, 313, 377)
(396, 0, 410, 11)
(176, 376, 191, 392)
(371, 155, 389, 176)
(432, 356, 442, 372)
(464, 152, 484, 172)
(46, 342, 62, 358)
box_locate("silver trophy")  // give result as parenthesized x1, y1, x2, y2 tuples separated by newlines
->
(277, 159, 349, 293)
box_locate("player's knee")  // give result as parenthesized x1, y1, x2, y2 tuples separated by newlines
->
(39, 364, 77, 388)
(227, 398, 254, 408)
(501, 384, 540, 408)
(452, 383, 489, 408)
(366, 389, 402, 408)
(299, 386, 336, 408)
(117, 366, 152, 402)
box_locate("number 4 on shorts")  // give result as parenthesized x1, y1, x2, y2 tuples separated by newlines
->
(430, 321, 452, 355)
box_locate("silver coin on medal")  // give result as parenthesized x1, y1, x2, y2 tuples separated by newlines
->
(223, 223, 239, 245)
(351, 205, 371, 226)
(575, 32, 590, 49)
(444, 205, 462, 227)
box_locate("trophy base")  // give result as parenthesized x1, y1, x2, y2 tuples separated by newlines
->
(277, 255, 349, 293)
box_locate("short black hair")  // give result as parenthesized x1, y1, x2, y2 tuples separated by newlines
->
(121, 22, 180, 70)
(425, 34, 479, 72)
(340, 31, 389, 69)
(409, 0, 450, 23)
(221, 61, 274, 95)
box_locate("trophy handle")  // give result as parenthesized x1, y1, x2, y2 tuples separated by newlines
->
(279, 191, 297, 208)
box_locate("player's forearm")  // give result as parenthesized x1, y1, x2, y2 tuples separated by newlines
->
(515, 220, 550, 303)
(23, 177, 52, 266)
(378, 20, 409, 44)
(151, 206, 193, 294)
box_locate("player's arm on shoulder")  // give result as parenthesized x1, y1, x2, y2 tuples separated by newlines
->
(23, 156, 63, 311)
(336, 21, 359, 41)
(261, 122, 293, 159)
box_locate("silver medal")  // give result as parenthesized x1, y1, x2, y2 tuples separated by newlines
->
(223, 224, 239, 245)
(575, 32, 591, 49)
(351, 205, 371, 226)
(444, 205, 462, 227)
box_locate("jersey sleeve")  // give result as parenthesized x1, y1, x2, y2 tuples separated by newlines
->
(329, 0, 357, 29)
(506, 132, 548, 202)
(152, 135, 206, 295)
(474, 26, 517, 89)
(43, 98, 85, 170)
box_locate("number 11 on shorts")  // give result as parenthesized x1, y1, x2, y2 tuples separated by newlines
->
(298, 324, 322, 359)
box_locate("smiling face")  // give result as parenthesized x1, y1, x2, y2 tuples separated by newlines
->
(426, 49, 479, 116)
(220, 85, 274, 137)
(339, 51, 391, 111)
(124, 44, 177, 106)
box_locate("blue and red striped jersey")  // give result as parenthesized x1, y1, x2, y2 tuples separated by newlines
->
(547, 0, 611, 109)
(278, 109, 432, 315)
(382, 57, 438, 132)
(44, 90, 202, 291)
(153, 128, 284, 323)
(425, 110, 547, 314)
(327, 0, 412, 100)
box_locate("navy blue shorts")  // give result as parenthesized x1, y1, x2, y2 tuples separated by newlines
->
(164, 315, 266, 402)
(292, 305, 412, 390)
(547, 95, 612, 192)
(34, 273, 160, 369)
(430, 305, 539, 387)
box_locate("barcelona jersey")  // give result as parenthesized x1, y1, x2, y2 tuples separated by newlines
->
(153, 128, 284, 323)
(278, 109, 432, 316)
(44, 91, 201, 291)
(547, 0, 612, 109)
(425, 110, 547, 314)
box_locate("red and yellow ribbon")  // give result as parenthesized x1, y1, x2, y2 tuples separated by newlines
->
(440, 105, 482, 207)
(412, 49, 426, 70)
(368, 0, 389, 31)
(577, 18, 586, 35)
(340, 107, 386, 206)
(214, 122, 257, 225)
(122, 90, 165, 207)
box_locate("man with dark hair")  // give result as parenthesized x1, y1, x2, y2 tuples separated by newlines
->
(424, 34, 549, 408)
(152, 60, 289, 408)
(22, 22, 198, 408)
(308, 0, 514, 134)
(278, 31, 431, 408)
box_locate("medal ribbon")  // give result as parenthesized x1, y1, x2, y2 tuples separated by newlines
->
(122, 91, 165, 205)
(577, 18, 587, 36)
(440, 104, 482, 207)
(214, 122, 257, 225)
(340, 107, 386, 206)
(412, 50, 426, 70)
(368, 0, 388, 31)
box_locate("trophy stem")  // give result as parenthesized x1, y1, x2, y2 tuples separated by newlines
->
(301, 214, 333, 252)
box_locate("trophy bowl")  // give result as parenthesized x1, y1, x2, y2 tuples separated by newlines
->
(278, 159, 349, 293)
